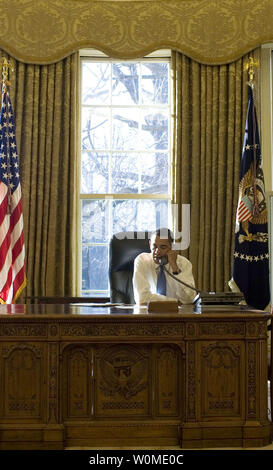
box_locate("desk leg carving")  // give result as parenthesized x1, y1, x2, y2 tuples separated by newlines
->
(187, 341, 196, 421)
(48, 342, 59, 424)
(247, 342, 257, 418)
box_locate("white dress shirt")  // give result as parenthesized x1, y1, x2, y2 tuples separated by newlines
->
(133, 252, 196, 304)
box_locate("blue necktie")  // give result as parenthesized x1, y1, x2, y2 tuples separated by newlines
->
(156, 265, 166, 295)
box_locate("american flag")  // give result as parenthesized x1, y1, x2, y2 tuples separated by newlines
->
(0, 80, 26, 303)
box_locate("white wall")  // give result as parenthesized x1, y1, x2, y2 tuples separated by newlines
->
(261, 45, 273, 192)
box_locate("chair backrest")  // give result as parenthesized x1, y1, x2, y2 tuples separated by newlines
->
(109, 231, 151, 304)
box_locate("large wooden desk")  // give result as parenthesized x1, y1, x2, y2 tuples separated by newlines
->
(0, 303, 271, 449)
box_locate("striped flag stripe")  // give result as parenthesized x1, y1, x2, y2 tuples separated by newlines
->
(0, 241, 25, 302)
(0, 264, 12, 302)
(0, 182, 8, 203)
(12, 267, 26, 302)
(0, 247, 12, 291)
(0, 216, 24, 291)
(12, 257, 25, 284)
(0, 82, 26, 303)
(238, 211, 252, 221)
(0, 180, 7, 197)
(0, 215, 10, 247)
(0, 187, 8, 207)
(12, 252, 25, 282)
(0, 193, 8, 226)
(238, 201, 251, 212)
(10, 213, 24, 248)
(12, 251, 25, 281)
(11, 228, 24, 274)
(10, 198, 23, 231)
(237, 203, 252, 220)
(12, 230, 24, 263)
(0, 211, 23, 258)
(0, 230, 11, 272)
(238, 206, 250, 215)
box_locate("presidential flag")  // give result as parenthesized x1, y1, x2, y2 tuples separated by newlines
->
(0, 80, 26, 303)
(229, 84, 270, 310)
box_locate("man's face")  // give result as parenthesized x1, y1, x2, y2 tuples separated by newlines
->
(150, 235, 172, 264)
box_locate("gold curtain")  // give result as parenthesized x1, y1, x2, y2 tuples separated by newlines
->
(5, 52, 78, 300)
(172, 49, 260, 292)
(0, 0, 271, 65)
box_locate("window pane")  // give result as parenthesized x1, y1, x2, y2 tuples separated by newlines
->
(141, 62, 169, 105)
(81, 152, 109, 194)
(112, 108, 139, 151)
(112, 199, 169, 234)
(82, 62, 110, 105)
(152, 200, 169, 229)
(82, 199, 108, 243)
(112, 153, 139, 193)
(112, 200, 138, 234)
(82, 245, 109, 291)
(141, 109, 168, 150)
(112, 63, 139, 105)
(140, 152, 168, 194)
(80, 58, 170, 297)
(82, 107, 110, 150)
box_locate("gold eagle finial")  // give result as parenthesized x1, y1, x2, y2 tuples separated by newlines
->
(244, 57, 259, 87)
(0, 57, 14, 85)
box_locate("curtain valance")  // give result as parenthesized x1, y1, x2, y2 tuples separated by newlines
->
(1, 0, 273, 65)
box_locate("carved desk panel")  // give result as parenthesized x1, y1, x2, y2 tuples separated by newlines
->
(0, 303, 271, 449)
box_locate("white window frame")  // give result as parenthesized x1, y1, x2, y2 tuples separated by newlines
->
(77, 49, 173, 297)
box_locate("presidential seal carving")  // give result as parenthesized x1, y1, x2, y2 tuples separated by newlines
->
(98, 345, 147, 400)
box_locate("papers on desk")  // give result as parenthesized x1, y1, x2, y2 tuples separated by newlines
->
(71, 303, 125, 307)
(71, 303, 146, 310)
(69, 303, 145, 315)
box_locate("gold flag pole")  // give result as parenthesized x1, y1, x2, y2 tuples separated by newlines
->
(244, 56, 260, 218)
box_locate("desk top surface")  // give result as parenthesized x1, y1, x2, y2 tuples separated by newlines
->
(0, 303, 270, 320)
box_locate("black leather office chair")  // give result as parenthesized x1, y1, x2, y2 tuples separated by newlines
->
(109, 231, 151, 304)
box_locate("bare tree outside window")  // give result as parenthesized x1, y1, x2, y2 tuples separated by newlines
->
(80, 57, 171, 297)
